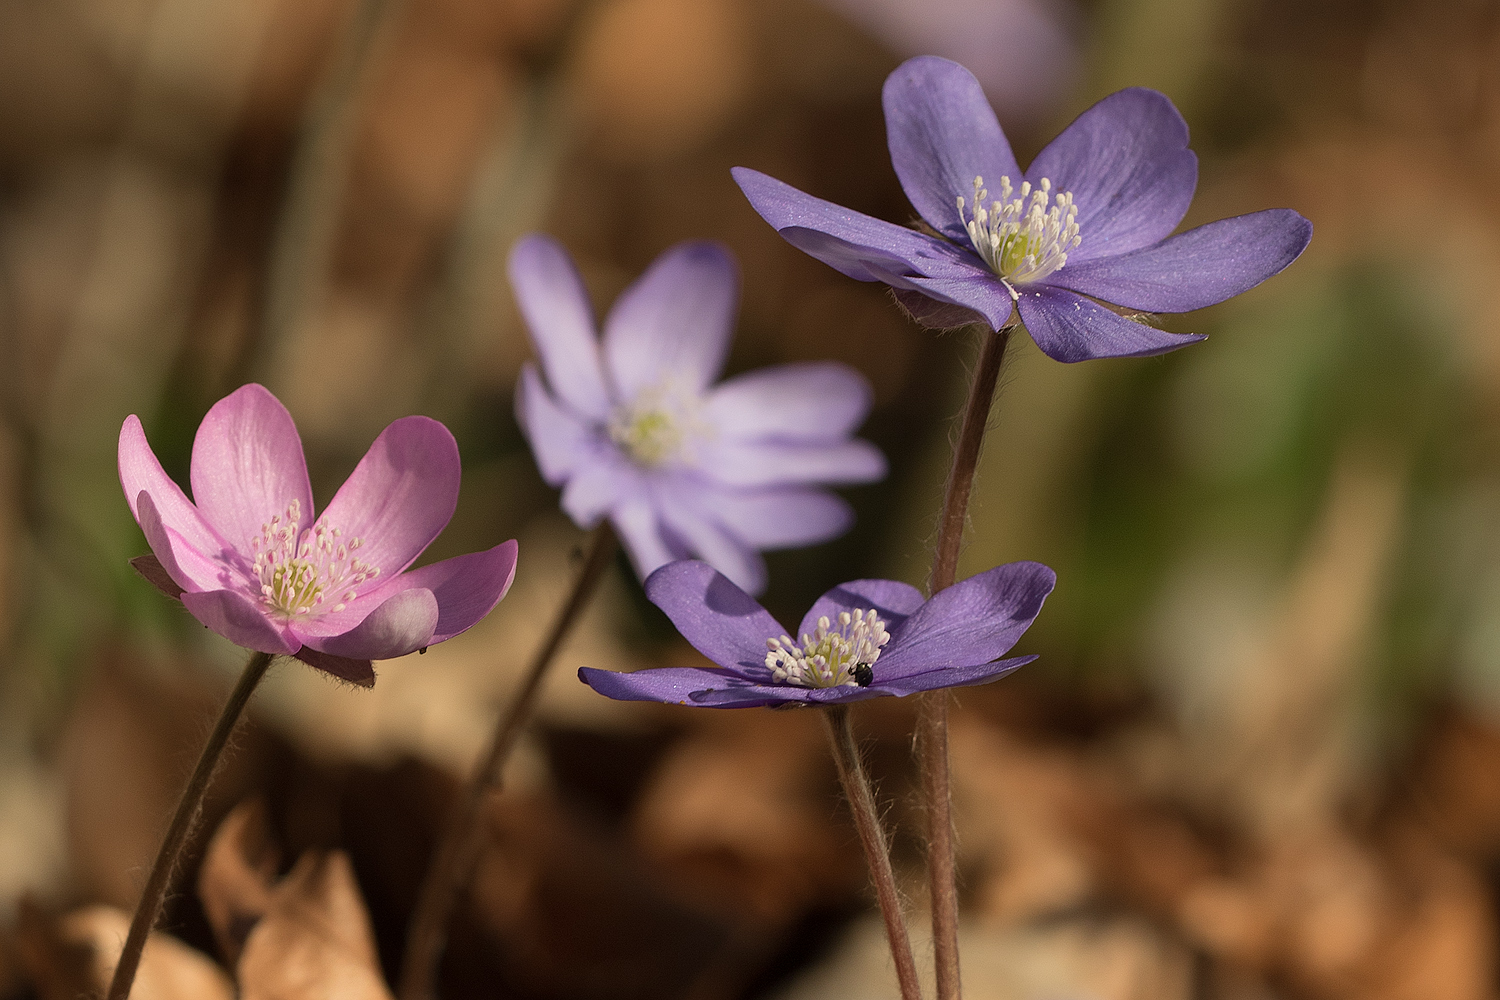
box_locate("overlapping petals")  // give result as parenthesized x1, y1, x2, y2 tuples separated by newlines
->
(120, 384, 518, 685)
(734, 56, 1312, 363)
(510, 235, 886, 594)
(579, 559, 1056, 708)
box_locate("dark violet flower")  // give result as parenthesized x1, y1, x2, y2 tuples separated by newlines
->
(733, 56, 1314, 363)
(579, 559, 1055, 708)
(119, 384, 519, 686)
(511, 235, 886, 594)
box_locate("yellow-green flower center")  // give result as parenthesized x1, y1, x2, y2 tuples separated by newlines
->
(957, 174, 1081, 291)
(765, 609, 890, 688)
(250, 500, 381, 618)
(607, 386, 700, 468)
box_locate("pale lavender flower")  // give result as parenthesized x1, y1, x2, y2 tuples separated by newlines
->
(511, 235, 886, 595)
(119, 384, 518, 686)
(734, 56, 1313, 362)
(580, 559, 1054, 708)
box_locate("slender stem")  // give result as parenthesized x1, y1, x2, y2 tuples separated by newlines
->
(822, 706, 923, 1000)
(399, 523, 618, 1000)
(107, 649, 275, 1000)
(921, 323, 1013, 1000)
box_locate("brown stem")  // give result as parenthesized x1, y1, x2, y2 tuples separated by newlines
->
(822, 705, 923, 1000)
(399, 523, 618, 1000)
(921, 323, 1013, 1000)
(107, 649, 275, 1000)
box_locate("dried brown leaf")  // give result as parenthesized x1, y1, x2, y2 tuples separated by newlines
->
(238, 850, 393, 1000)
(197, 797, 279, 966)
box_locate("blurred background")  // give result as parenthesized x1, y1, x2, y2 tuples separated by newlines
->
(3, 0, 1500, 996)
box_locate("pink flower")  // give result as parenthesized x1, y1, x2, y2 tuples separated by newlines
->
(119, 384, 518, 686)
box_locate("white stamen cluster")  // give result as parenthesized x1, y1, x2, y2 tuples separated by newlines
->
(607, 385, 701, 468)
(765, 608, 890, 688)
(250, 500, 380, 617)
(957, 174, 1081, 289)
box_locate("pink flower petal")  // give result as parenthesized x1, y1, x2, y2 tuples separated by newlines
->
(189, 384, 314, 557)
(316, 415, 460, 581)
(119, 415, 225, 558)
(180, 589, 299, 655)
(398, 539, 518, 643)
(136, 491, 231, 594)
(301, 588, 440, 660)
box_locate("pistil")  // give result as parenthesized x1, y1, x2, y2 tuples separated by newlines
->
(957, 174, 1081, 290)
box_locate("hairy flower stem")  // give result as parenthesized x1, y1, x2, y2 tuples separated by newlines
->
(823, 705, 924, 1000)
(921, 322, 1013, 1000)
(107, 649, 275, 1000)
(399, 523, 618, 1000)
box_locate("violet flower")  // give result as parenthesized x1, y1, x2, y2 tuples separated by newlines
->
(733, 56, 1313, 362)
(119, 384, 519, 686)
(511, 235, 886, 594)
(580, 559, 1054, 708)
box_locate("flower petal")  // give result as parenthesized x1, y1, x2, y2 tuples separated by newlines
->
(1026, 88, 1198, 263)
(711, 487, 855, 550)
(317, 415, 460, 579)
(1017, 285, 1205, 362)
(1047, 209, 1314, 312)
(611, 500, 679, 581)
(560, 449, 638, 528)
(874, 561, 1054, 678)
(515, 363, 597, 485)
(579, 666, 796, 707)
(732, 167, 977, 284)
(180, 589, 299, 655)
(602, 242, 737, 400)
(697, 439, 887, 487)
(869, 655, 1035, 694)
(705, 362, 873, 442)
(891, 289, 988, 330)
(657, 496, 767, 595)
(188, 384, 315, 557)
(508, 234, 611, 421)
(883, 55, 1023, 242)
(798, 578, 926, 639)
(136, 491, 232, 594)
(302, 587, 439, 660)
(130, 554, 184, 600)
(899, 272, 1018, 330)
(119, 415, 225, 558)
(642, 560, 785, 673)
(293, 647, 376, 687)
(392, 539, 519, 644)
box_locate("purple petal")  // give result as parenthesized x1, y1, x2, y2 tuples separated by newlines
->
(580, 665, 797, 708)
(883, 56, 1023, 242)
(602, 242, 737, 400)
(130, 554, 184, 600)
(710, 487, 855, 550)
(899, 272, 1018, 330)
(293, 647, 376, 687)
(560, 450, 637, 528)
(508, 235, 612, 421)
(698, 439, 887, 487)
(188, 384, 315, 558)
(798, 578, 926, 639)
(732, 168, 977, 284)
(136, 491, 231, 594)
(317, 416, 460, 580)
(1026, 88, 1198, 263)
(642, 561, 785, 673)
(180, 589, 299, 655)
(515, 364, 597, 485)
(301, 588, 439, 660)
(657, 497, 767, 595)
(870, 655, 1035, 694)
(875, 561, 1054, 678)
(1017, 286, 1205, 362)
(391, 539, 519, 643)
(611, 501, 679, 581)
(705, 362, 873, 442)
(119, 415, 225, 558)
(1047, 209, 1313, 312)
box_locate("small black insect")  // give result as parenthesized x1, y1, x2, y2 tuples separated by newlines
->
(853, 662, 874, 687)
